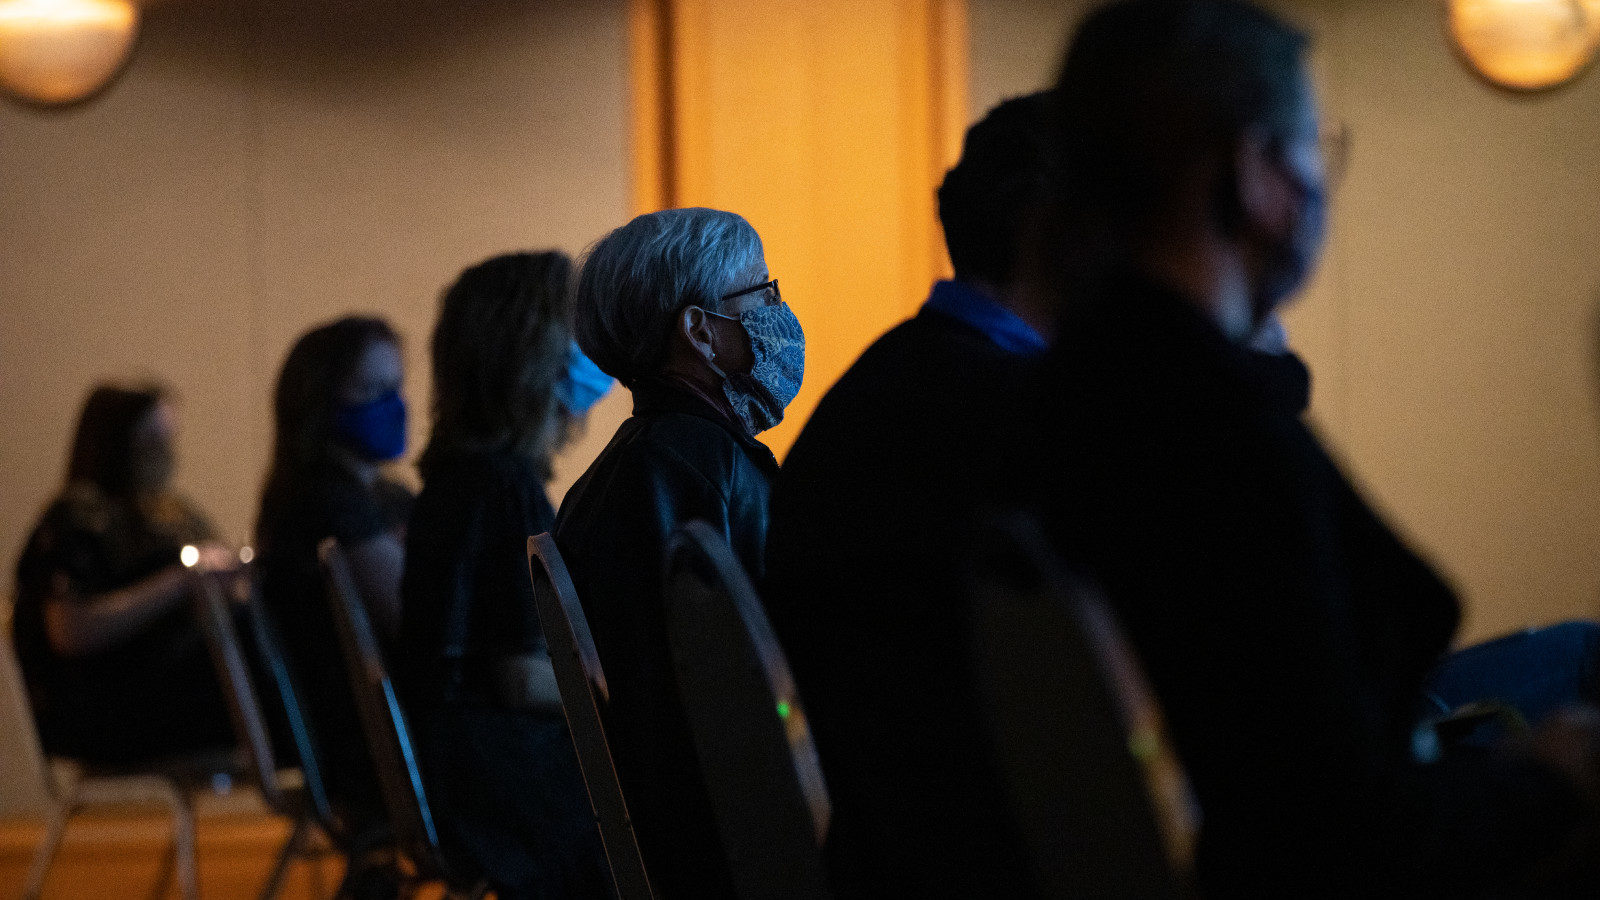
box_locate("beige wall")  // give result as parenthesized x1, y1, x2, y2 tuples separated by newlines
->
(971, 0, 1600, 643)
(0, 0, 631, 816)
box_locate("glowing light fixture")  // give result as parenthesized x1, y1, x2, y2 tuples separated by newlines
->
(180, 544, 200, 568)
(0, 0, 139, 106)
(1448, 0, 1600, 91)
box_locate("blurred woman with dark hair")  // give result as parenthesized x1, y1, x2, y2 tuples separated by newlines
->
(11, 383, 238, 765)
(400, 251, 611, 898)
(254, 315, 413, 892)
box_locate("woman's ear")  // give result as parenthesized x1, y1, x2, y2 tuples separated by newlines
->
(680, 305, 719, 364)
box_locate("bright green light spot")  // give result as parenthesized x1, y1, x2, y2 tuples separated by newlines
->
(776, 701, 792, 719)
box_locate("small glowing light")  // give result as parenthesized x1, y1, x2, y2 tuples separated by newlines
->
(0, 0, 139, 105)
(776, 700, 792, 720)
(238, 546, 255, 565)
(1448, 0, 1600, 91)
(180, 544, 200, 568)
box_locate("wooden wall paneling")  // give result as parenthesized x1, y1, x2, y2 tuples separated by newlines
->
(628, 0, 968, 456)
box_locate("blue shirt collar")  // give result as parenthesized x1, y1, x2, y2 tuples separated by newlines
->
(920, 280, 1049, 356)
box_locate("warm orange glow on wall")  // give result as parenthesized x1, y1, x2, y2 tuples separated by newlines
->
(629, 0, 968, 456)
(0, 0, 138, 105)
(1448, 0, 1600, 91)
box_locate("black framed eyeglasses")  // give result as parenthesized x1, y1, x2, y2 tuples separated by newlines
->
(719, 278, 780, 305)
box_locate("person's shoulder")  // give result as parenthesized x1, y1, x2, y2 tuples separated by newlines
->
(604, 411, 740, 496)
(373, 473, 415, 504)
(636, 406, 737, 442)
(418, 449, 542, 511)
(626, 409, 739, 462)
(853, 313, 970, 369)
(838, 310, 1022, 398)
(800, 310, 1023, 446)
(16, 489, 109, 583)
(290, 462, 360, 502)
(895, 307, 1022, 360)
(143, 493, 217, 543)
(47, 484, 114, 535)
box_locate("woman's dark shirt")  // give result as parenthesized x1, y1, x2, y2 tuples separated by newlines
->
(554, 375, 778, 899)
(255, 460, 412, 816)
(399, 447, 554, 707)
(12, 486, 230, 764)
(399, 447, 609, 897)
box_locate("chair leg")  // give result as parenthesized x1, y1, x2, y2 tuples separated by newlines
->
(148, 837, 176, 900)
(21, 798, 74, 900)
(257, 816, 307, 900)
(306, 842, 328, 900)
(160, 782, 199, 900)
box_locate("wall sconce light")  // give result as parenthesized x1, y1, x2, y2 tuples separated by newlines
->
(1448, 0, 1600, 91)
(0, 0, 139, 106)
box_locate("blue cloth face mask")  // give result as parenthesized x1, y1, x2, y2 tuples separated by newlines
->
(334, 389, 407, 461)
(705, 301, 805, 434)
(555, 340, 615, 415)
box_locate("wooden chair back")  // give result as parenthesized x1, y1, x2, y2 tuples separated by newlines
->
(966, 514, 1196, 898)
(526, 532, 653, 900)
(318, 538, 442, 876)
(662, 520, 831, 898)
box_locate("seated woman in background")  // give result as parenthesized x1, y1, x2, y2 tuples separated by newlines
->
(11, 383, 239, 767)
(254, 316, 412, 888)
(399, 251, 613, 898)
(555, 207, 804, 897)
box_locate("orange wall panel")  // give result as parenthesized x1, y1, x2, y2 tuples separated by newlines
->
(631, 0, 967, 455)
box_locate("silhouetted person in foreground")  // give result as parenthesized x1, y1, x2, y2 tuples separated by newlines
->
(1032, 1, 1599, 894)
(400, 252, 611, 898)
(762, 94, 1058, 896)
(12, 383, 239, 766)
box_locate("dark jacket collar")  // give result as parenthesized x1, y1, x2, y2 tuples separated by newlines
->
(631, 375, 780, 473)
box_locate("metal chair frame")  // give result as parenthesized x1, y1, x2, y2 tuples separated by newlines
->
(318, 538, 486, 900)
(4, 597, 234, 900)
(188, 567, 338, 899)
(526, 532, 654, 900)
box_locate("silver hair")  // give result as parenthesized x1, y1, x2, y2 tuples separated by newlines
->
(575, 207, 765, 387)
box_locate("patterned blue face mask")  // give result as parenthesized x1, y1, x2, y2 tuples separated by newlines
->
(705, 301, 805, 434)
(334, 389, 407, 461)
(555, 340, 615, 415)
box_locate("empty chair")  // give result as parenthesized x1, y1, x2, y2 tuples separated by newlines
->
(662, 519, 830, 899)
(965, 514, 1195, 898)
(318, 538, 484, 900)
(526, 532, 653, 900)
(186, 562, 338, 899)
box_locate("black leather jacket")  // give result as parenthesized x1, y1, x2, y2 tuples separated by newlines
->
(554, 374, 778, 898)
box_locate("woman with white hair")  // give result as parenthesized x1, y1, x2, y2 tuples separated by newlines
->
(555, 207, 803, 897)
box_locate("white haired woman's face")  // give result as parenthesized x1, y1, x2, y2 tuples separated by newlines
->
(698, 256, 771, 376)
